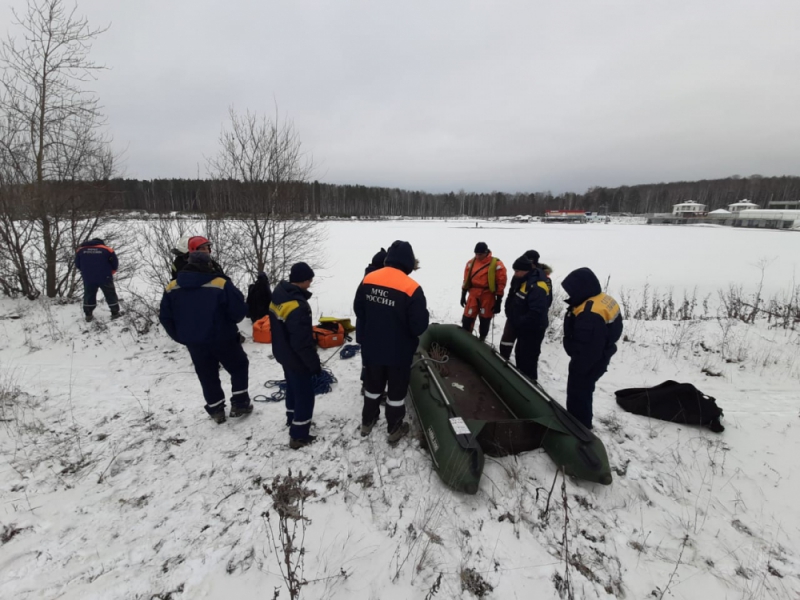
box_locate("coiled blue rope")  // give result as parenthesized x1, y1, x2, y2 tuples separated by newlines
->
(339, 344, 361, 359)
(254, 368, 338, 402)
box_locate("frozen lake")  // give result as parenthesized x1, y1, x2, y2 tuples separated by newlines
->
(312, 220, 800, 318)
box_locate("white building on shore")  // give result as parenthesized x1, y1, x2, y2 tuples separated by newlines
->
(727, 200, 759, 212)
(672, 201, 707, 217)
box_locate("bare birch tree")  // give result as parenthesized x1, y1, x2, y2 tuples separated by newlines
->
(0, 0, 115, 298)
(206, 107, 323, 284)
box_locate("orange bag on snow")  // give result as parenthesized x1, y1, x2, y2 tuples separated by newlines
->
(253, 315, 272, 343)
(313, 322, 345, 349)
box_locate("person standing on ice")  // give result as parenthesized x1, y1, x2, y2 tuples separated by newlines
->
(460, 242, 507, 341)
(354, 240, 429, 443)
(500, 253, 552, 382)
(75, 238, 120, 322)
(499, 250, 552, 360)
(561, 267, 623, 429)
(159, 247, 252, 424)
(269, 262, 321, 449)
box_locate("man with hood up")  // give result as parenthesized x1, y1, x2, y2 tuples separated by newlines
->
(460, 242, 507, 341)
(501, 252, 552, 381)
(75, 238, 120, 322)
(354, 240, 429, 443)
(159, 244, 252, 424)
(269, 262, 321, 449)
(561, 267, 623, 429)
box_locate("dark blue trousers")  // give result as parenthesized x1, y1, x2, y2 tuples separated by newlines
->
(363, 364, 409, 434)
(515, 327, 546, 382)
(566, 359, 609, 429)
(83, 281, 119, 315)
(188, 340, 250, 415)
(284, 369, 315, 440)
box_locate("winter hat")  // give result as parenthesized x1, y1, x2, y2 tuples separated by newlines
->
(512, 256, 532, 271)
(188, 236, 211, 252)
(370, 247, 387, 269)
(188, 251, 212, 265)
(524, 249, 540, 265)
(289, 262, 315, 283)
(474, 242, 489, 254)
(385, 240, 416, 275)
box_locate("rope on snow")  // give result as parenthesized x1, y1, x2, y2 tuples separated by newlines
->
(339, 344, 361, 359)
(253, 368, 338, 403)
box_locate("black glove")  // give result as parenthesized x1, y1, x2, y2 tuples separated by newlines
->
(238, 332, 246, 344)
(460, 289, 467, 308)
(493, 295, 503, 315)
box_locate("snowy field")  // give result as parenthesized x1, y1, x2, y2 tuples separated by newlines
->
(1, 220, 799, 599)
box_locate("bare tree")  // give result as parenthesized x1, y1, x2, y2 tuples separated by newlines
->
(206, 106, 323, 283)
(0, 0, 115, 298)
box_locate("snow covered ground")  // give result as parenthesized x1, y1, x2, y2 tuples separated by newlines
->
(1, 221, 799, 599)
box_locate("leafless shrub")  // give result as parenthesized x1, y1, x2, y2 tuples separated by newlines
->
(262, 469, 317, 600)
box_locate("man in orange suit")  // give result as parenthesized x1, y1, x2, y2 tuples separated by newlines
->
(460, 242, 507, 341)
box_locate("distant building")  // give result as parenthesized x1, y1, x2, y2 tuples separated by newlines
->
(727, 200, 759, 212)
(543, 210, 587, 223)
(672, 201, 707, 217)
(768, 200, 800, 210)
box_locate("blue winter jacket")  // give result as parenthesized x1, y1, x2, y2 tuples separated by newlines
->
(269, 281, 321, 374)
(504, 268, 552, 331)
(75, 239, 118, 285)
(562, 268, 623, 375)
(159, 265, 247, 346)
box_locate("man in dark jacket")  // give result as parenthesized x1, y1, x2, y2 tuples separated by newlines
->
(75, 238, 120, 322)
(159, 250, 252, 424)
(500, 255, 552, 381)
(246, 272, 272, 322)
(499, 251, 552, 362)
(354, 240, 429, 443)
(561, 267, 623, 429)
(269, 262, 321, 449)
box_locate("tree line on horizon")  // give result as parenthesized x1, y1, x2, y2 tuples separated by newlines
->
(81, 173, 800, 218)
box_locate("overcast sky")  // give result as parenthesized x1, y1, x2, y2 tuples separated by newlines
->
(3, 0, 800, 193)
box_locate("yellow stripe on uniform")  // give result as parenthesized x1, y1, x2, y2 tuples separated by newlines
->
(202, 277, 227, 290)
(165, 280, 179, 293)
(573, 293, 620, 323)
(269, 300, 300, 321)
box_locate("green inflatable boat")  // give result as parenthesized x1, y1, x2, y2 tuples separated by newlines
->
(408, 324, 612, 494)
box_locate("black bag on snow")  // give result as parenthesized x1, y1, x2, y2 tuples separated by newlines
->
(614, 381, 724, 433)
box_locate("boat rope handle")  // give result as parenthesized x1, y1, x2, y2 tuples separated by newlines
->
(411, 356, 449, 368)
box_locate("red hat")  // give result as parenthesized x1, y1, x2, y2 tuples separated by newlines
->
(188, 236, 211, 252)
